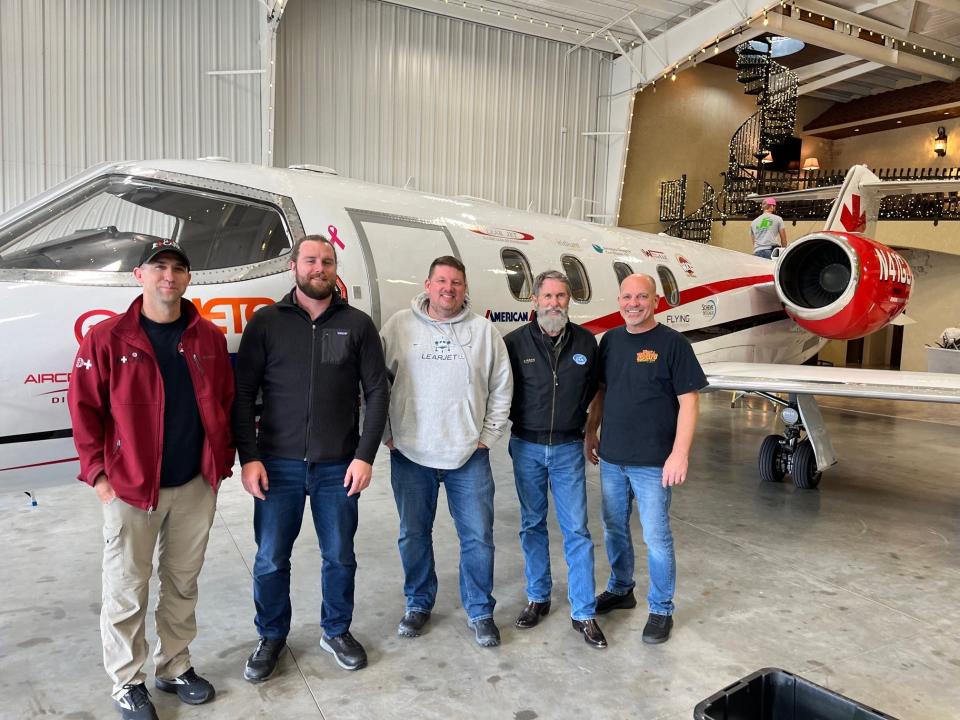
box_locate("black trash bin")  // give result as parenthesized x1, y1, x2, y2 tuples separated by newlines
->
(694, 667, 899, 720)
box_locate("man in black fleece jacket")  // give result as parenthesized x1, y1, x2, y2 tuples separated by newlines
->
(233, 236, 389, 682)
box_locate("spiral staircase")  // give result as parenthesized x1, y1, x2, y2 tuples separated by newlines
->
(722, 39, 799, 216)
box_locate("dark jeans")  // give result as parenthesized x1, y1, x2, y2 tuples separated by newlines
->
(390, 448, 496, 622)
(252, 456, 357, 639)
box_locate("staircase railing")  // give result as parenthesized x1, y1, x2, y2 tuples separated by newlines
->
(665, 181, 715, 243)
(659, 175, 687, 223)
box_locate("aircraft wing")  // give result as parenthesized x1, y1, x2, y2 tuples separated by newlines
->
(748, 179, 960, 204)
(702, 362, 960, 403)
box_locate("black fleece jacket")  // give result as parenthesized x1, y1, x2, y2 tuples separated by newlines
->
(233, 289, 389, 465)
(503, 319, 599, 445)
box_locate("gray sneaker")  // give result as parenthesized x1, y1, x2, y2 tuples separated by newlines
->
(320, 631, 368, 670)
(114, 683, 158, 720)
(468, 617, 501, 647)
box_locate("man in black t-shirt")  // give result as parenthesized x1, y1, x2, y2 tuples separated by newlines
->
(584, 273, 706, 644)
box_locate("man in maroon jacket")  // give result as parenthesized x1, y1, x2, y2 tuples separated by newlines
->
(69, 240, 235, 720)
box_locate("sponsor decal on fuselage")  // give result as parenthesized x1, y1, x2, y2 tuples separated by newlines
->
(469, 226, 534, 242)
(485, 309, 534, 323)
(641, 248, 669, 261)
(676, 255, 696, 277)
(24, 373, 71, 384)
(74, 297, 276, 343)
(701, 299, 717, 321)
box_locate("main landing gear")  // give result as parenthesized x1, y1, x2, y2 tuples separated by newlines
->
(750, 394, 835, 489)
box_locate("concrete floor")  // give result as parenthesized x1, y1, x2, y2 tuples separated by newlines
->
(1, 393, 959, 720)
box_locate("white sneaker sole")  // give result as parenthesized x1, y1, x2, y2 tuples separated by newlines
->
(320, 636, 367, 671)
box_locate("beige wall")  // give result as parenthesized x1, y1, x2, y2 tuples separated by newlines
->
(899, 249, 960, 371)
(619, 63, 758, 232)
(618, 62, 833, 231)
(830, 116, 960, 170)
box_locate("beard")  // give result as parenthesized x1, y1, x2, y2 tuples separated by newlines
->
(536, 306, 568, 335)
(296, 272, 335, 300)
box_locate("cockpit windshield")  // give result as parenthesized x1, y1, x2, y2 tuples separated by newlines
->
(0, 174, 291, 272)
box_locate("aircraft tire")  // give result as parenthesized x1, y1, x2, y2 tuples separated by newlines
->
(791, 439, 821, 490)
(758, 434, 785, 483)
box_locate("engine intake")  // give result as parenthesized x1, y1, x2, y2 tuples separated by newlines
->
(775, 232, 912, 340)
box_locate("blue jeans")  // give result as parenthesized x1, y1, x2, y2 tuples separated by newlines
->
(599, 460, 676, 616)
(754, 247, 778, 259)
(390, 448, 496, 622)
(252, 456, 358, 639)
(509, 437, 597, 620)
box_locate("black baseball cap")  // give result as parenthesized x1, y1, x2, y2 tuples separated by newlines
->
(139, 239, 191, 269)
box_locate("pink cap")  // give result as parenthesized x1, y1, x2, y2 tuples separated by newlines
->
(763, 197, 777, 206)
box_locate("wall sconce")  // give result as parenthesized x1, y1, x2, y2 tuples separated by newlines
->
(934, 126, 948, 157)
(802, 157, 820, 171)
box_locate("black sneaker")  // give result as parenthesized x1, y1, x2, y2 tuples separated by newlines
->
(642, 613, 673, 644)
(398, 610, 431, 638)
(155, 667, 215, 705)
(320, 631, 368, 671)
(468, 617, 501, 647)
(114, 683, 158, 720)
(244, 637, 286, 683)
(595, 589, 637, 615)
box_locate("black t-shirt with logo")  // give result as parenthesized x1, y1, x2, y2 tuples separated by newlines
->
(140, 314, 204, 487)
(597, 323, 707, 467)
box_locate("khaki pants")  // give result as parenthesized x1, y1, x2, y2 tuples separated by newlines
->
(100, 475, 216, 699)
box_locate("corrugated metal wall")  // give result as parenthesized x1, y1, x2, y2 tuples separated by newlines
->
(0, 0, 262, 213)
(275, 0, 611, 217)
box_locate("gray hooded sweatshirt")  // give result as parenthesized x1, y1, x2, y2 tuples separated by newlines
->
(380, 292, 513, 470)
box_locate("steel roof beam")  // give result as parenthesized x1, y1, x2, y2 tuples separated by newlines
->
(798, 61, 884, 94)
(793, 54, 862, 81)
(793, 0, 960, 59)
(768, 12, 960, 82)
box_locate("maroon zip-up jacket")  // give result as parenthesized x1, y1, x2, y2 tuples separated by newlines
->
(68, 295, 235, 511)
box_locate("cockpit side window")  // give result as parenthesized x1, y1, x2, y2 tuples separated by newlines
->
(0, 175, 291, 272)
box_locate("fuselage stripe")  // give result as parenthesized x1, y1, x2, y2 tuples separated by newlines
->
(581, 274, 774, 335)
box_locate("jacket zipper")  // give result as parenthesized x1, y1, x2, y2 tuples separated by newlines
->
(542, 329, 564, 446)
(191, 352, 206, 377)
(304, 322, 318, 461)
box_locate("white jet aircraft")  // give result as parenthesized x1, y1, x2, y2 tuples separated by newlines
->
(1, 160, 958, 490)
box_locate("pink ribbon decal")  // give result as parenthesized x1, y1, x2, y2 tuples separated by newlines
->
(328, 224, 345, 249)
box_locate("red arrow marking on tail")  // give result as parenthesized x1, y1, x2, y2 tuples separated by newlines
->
(840, 193, 866, 232)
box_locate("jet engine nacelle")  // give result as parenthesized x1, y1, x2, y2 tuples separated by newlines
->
(774, 231, 912, 340)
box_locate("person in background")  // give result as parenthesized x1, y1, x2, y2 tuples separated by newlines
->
(750, 198, 787, 258)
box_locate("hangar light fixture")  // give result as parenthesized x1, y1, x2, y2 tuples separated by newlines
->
(934, 126, 948, 157)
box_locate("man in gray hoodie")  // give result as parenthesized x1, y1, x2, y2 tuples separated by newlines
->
(380, 255, 513, 647)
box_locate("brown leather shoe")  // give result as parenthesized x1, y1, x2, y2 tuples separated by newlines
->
(515, 601, 551, 629)
(571, 618, 608, 649)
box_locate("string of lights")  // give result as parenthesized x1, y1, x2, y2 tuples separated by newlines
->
(422, 0, 959, 94)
